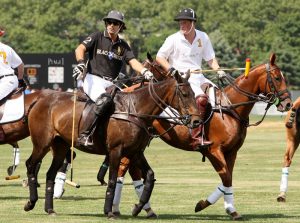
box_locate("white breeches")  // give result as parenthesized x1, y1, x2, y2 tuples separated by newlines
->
(188, 73, 215, 98)
(83, 73, 114, 102)
(0, 75, 18, 100)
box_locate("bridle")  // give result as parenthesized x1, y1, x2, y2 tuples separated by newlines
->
(217, 63, 291, 127)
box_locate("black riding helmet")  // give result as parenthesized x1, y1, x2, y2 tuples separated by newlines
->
(103, 10, 127, 30)
(174, 8, 197, 21)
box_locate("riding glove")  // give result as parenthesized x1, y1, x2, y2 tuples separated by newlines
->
(141, 68, 154, 80)
(18, 79, 26, 89)
(73, 61, 86, 80)
(217, 70, 226, 78)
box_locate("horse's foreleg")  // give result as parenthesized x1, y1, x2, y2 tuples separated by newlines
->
(112, 157, 130, 215)
(277, 133, 300, 202)
(104, 149, 121, 219)
(131, 153, 155, 217)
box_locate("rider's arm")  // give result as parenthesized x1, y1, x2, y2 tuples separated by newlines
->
(75, 44, 86, 62)
(207, 58, 220, 70)
(128, 58, 147, 74)
(16, 62, 24, 80)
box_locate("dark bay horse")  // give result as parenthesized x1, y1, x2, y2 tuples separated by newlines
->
(277, 97, 300, 202)
(23, 73, 201, 218)
(109, 53, 292, 220)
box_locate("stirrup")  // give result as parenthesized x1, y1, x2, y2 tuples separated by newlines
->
(77, 134, 94, 147)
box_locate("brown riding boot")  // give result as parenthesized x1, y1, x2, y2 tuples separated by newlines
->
(191, 94, 213, 151)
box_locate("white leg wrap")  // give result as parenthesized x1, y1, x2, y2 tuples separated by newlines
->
(53, 172, 66, 198)
(132, 180, 150, 210)
(280, 167, 289, 192)
(112, 177, 124, 213)
(223, 186, 236, 213)
(13, 147, 20, 166)
(207, 184, 224, 204)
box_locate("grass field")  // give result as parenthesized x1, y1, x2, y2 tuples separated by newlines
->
(1, 115, 300, 223)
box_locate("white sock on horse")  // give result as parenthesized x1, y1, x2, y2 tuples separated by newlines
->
(132, 180, 150, 210)
(280, 167, 289, 192)
(13, 147, 20, 166)
(207, 184, 224, 204)
(53, 172, 66, 198)
(112, 177, 124, 213)
(223, 186, 236, 213)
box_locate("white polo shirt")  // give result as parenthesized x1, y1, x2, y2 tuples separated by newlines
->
(0, 42, 22, 75)
(157, 29, 215, 73)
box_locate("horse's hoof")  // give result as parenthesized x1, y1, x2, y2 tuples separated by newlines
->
(7, 165, 16, 176)
(277, 195, 286, 202)
(195, 200, 205, 212)
(24, 201, 35, 212)
(113, 211, 121, 217)
(146, 211, 158, 219)
(107, 212, 117, 219)
(22, 179, 28, 188)
(226, 209, 243, 221)
(100, 181, 108, 186)
(47, 209, 57, 216)
(132, 204, 141, 217)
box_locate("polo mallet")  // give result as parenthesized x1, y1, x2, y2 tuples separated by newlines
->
(68, 77, 80, 188)
(191, 58, 251, 77)
(5, 175, 20, 180)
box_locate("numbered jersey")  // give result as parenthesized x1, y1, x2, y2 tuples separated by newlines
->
(0, 42, 22, 75)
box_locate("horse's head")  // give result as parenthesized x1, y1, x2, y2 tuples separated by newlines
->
(161, 70, 201, 128)
(143, 53, 168, 81)
(257, 53, 292, 112)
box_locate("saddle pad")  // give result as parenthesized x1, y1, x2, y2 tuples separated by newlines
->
(0, 93, 25, 124)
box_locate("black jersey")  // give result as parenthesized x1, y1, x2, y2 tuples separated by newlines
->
(82, 30, 135, 79)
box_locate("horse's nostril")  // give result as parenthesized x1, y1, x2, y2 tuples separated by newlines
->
(286, 103, 292, 111)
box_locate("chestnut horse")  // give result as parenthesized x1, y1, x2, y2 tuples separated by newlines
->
(277, 97, 300, 202)
(108, 53, 292, 220)
(23, 73, 201, 218)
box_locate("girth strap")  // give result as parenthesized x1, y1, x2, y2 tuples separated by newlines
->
(110, 113, 152, 136)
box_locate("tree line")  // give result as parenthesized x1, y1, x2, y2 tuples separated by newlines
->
(1, 0, 299, 88)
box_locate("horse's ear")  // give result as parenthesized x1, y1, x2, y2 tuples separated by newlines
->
(270, 53, 276, 65)
(185, 70, 190, 80)
(147, 52, 154, 63)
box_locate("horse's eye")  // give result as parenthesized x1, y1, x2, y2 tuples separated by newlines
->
(274, 75, 282, 82)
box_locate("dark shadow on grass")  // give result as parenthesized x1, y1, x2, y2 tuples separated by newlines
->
(0, 195, 105, 201)
(67, 213, 298, 221)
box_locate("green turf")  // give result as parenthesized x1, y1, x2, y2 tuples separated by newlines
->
(0, 115, 300, 222)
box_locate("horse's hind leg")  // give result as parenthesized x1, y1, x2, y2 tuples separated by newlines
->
(44, 137, 69, 215)
(24, 150, 49, 212)
(7, 142, 20, 176)
(131, 153, 155, 217)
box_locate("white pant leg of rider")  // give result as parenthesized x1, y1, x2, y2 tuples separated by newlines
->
(83, 73, 113, 102)
(207, 184, 225, 204)
(53, 172, 66, 198)
(13, 147, 20, 166)
(280, 167, 289, 193)
(0, 75, 18, 100)
(132, 180, 150, 210)
(223, 186, 236, 214)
